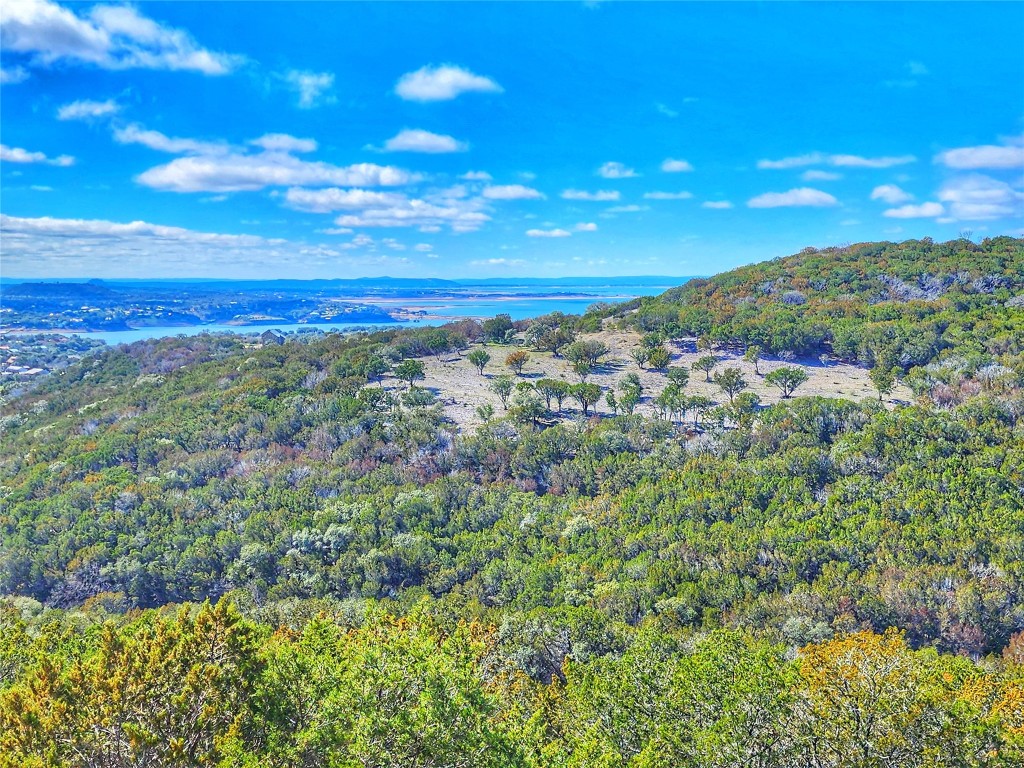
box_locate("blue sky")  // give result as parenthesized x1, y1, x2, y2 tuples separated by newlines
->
(1, 0, 1023, 279)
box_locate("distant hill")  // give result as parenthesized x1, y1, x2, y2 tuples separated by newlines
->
(604, 236, 1024, 368)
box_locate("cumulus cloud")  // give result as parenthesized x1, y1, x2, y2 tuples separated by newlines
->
(655, 102, 678, 118)
(56, 98, 119, 120)
(414, 243, 433, 252)
(395, 64, 502, 101)
(0, 213, 419, 278)
(882, 202, 944, 218)
(0, 143, 74, 166)
(801, 170, 842, 181)
(934, 140, 1024, 170)
(378, 128, 468, 153)
(326, 187, 491, 233)
(283, 187, 408, 213)
(113, 123, 228, 155)
(605, 204, 649, 213)
(661, 158, 694, 172)
(598, 161, 639, 179)
(0, 65, 29, 84)
(758, 152, 916, 170)
(937, 174, 1024, 220)
(460, 170, 492, 181)
(0, 212, 283, 244)
(870, 184, 913, 204)
(0, 0, 243, 75)
(249, 133, 317, 154)
(643, 191, 693, 200)
(561, 189, 620, 201)
(135, 138, 419, 193)
(482, 184, 544, 200)
(526, 228, 572, 238)
(574, 222, 597, 231)
(747, 188, 838, 208)
(282, 69, 335, 108)
(701, 201, 734, 209)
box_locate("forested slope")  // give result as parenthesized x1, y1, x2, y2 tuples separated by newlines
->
(1, 236, 1023, 765)
(605, 235, 1024, 368)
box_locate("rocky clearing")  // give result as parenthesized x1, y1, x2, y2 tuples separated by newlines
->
(381, 328, 913, 432)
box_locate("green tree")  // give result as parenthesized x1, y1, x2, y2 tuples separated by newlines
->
(870, 364, 898, 402)
(666, 366, 689, 388)
(765, 366, 809, 398)
(482, 314, 514, 343)
(467, 349, 491, 375)
(394, 359, 426, 389)
(630, 347, 651, 370)
(489, 375, 515, 409)
(693, 355, 718, 382)
(647, 346, 671, 370)
(713, 367, 748, 404)
(744, 345, 763, 375)
(570, 383, 602, 416)
(363, 355, 390, 386)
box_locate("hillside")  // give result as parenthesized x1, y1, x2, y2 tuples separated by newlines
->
(1, 238, 1023, 765)
(605, 236, 1024, 369)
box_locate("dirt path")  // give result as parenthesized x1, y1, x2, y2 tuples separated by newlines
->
(384, 328, 913, 432)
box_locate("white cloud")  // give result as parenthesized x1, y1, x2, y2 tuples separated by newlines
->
(282, 70, 335, 108)
(0, 0, 243, 75)
(56, 98, 119, 121)
(482, 184, 544, 200)
(561, 189, 620, 201)
(574, 222, 597, 231)
(801, 169, 841, 181)
(30, 184, 52, 191)
(395, 64, 502, 101)
(0, 213, 422, 278)
(331, 189, 491, 233)
(136, 147, 418, 193)
(643, 191, 693, 200)
(378, 128, 468, 153)
(598, 161, 639, 179)
(747, 188, 838, 208)
(661, 158, 694, 172)
(0, 213, 283, 244)
(414, 243, 433, 252)
(882, 202, 944, 218)
(0, 143, 74, 166)
(526, 228, 571, 238)
(605, 204, 649, 213)
(758, 152, 916, 170)
(0, 65, 29, 84)
(655, 102, 678, 118)
(870, 184, 913, 204)
(840, 219, 861, 226)
(249, 133, 317, 154)
(284, 187, 408, 213)
(470, 257, 526, 266)
(460, 170, 492, 181)
(934, 141, 1024, 170)
(113, 123, 228, 155)
(701, 200, 734, 209)
(937, 174, 1024, 220)
(908, 61, 929, 76)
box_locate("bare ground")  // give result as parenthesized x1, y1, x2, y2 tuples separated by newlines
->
(383, 328, 913, 432)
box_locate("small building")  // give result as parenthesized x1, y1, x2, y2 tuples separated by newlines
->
(260, 330, 285, 345)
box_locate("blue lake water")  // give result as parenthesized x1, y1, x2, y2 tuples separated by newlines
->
(70, 285, 676, 345)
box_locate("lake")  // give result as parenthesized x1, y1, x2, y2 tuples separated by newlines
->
(71, 283, 677, 345)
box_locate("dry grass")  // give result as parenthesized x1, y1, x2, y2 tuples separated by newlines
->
(382, 328, 913, 432)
